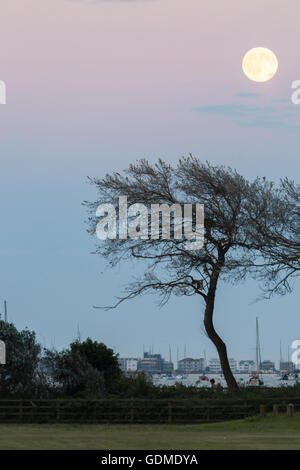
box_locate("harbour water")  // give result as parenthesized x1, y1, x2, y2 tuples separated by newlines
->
(152, 373, 299, 388)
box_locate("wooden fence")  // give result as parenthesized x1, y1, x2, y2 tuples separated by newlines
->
(0, 398, 297, 424)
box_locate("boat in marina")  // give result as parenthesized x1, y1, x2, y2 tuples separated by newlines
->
(247, 318, 264, 387)
(248, 375, 264, 386)
(199, 375, 210, 381)
(279, 372, 298, 381)
(195, 375, 210, 385)
(167, 375, 175, 381)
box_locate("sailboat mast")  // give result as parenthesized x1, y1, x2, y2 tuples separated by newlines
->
(280, 340, 282, 370)
(256, 317, 259, 373)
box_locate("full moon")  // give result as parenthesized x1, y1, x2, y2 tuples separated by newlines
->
(242, 47, 278, 82)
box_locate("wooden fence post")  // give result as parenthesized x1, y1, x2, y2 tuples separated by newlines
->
(273, 404, 278, 416)
(259, 405, 265, 418)
(56, 401, 60, 421)
(168, 402, 172, 424)
(19, 400, 23, 423)
(130, 398, 134, 424)
(287, 404, 294, 417)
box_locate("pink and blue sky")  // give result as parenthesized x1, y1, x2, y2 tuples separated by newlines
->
(0, 0, 299, 364)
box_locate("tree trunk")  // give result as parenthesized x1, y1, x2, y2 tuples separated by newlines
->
(204, 303, 240, 393)
(203, 264, 240, 394)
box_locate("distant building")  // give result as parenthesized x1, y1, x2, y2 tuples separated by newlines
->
(138, 353, 163, 374)
(137, 352, 174, 375)
(229, 359, 237, 373)
(118, 358, 126, 372)
(177, 357, 205, 374)
(126, 358, 139, 372)
(118, 358, 138, 373)
(162, 361, 174, 374)
(209, 358, 221, 373)
(260, 360, 275, 372)
(209, 358, 236, 373)
(208, 358, 220, 373)
(238, 360, 256, 373)
(280, 361, 295, 373)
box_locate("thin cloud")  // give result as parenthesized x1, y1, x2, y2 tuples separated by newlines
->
(192, 102, 299, 129)
(236, 92, 260, 99)
(272, 98, 291, 104)
(69, 0, 151, 3)
(192, 104, 276, 117)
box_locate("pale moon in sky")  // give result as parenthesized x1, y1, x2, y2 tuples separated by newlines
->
(242, 47, 278, 82)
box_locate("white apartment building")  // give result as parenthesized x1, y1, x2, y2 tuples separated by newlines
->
(229, 358, 237, 373)
(209, 358, 221, 373)
(238, 360, 256, 373)
(126, 358, 138, 372)
(118, 358, 138, 373)
(209, 358, 237, 373)
(177, 357, 205, 374)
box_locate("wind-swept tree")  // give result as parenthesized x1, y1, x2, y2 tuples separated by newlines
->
(251, 179, 300, 296)
(85, 157, 288, 393)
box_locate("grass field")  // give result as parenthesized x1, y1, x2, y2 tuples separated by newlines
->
(0, 414, 300, 450)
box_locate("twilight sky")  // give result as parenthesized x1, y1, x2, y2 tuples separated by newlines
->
(0, 0, 299, 366)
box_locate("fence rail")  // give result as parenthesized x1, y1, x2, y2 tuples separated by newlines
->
(0, 398, 297, 424)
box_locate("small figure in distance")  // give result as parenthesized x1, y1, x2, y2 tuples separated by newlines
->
(210, 378, 216, 389)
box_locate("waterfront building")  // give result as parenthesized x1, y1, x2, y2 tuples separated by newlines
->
(137, 352, 174, 374)
(209, 358, 236, 373)
(260, 360, 275, 372)
(238, 360, 256, 373)
(280, 361, 295, 373)
(118, 358, 138, 373)
(208, 358, 221, 373)
(177, 357, 205, 374)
